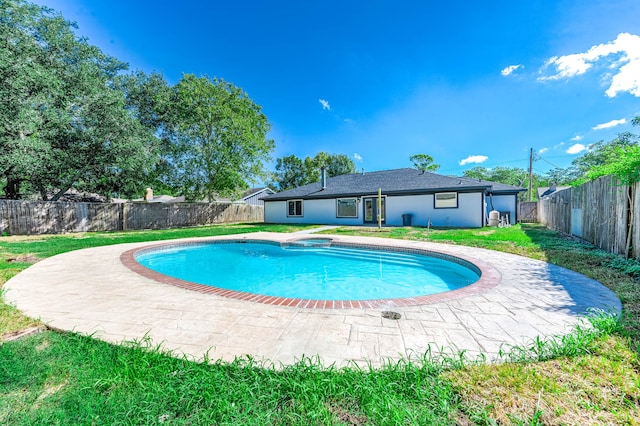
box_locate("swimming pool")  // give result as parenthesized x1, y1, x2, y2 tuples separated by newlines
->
(133, 239, 480, 303)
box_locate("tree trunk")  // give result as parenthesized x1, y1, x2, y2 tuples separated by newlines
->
(626, 185, 634, 259)
(3, 177, 22, 199)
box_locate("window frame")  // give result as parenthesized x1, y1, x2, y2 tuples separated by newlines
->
(286, 199, 304, 217)
(434, 192, 458, 209)
(363, 196, 386, 223)
(336, 197, 358, 218)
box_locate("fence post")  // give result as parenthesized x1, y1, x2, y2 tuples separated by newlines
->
(121, 203, 127, 231)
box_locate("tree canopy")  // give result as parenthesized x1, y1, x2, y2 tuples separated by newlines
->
(272, 152, 356, 191)
(409, 154, 440, 173)
(1, 0, 275, 201)
(160, 74, 274, 201)
(0, 0, 157, 200)
(462, 166, 537, 201)
(574, 122, 640, 185)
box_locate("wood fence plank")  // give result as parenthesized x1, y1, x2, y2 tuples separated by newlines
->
(0, 200, 263, 235)
(540, 175, 636, 258)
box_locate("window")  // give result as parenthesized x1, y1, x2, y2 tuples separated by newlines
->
(434, 192, 458, 209)
(287, 199, 303, 216)
(336, 198, 357, 218)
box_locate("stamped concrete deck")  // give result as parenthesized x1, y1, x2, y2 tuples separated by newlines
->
(3, 232, 621, 367)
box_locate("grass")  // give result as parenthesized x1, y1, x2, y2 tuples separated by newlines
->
(447, 334, 640, 425)
(1, 331, 460, 425)
(1, 223, 640, 424)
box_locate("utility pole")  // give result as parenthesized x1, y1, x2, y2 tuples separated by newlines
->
(528, 148, 534, 201)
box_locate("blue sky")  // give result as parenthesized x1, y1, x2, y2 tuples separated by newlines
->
(38, 0, 640, 177)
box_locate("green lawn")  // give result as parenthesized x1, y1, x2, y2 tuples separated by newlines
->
(1, 223, 639, 424)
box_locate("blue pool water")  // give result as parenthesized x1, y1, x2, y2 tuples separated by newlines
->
(135, 242, 480, 300)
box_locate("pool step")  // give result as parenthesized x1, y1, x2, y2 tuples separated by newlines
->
(305, 247, 445, 269)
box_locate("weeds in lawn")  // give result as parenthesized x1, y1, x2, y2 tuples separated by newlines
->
(0, 331, 462, 425)
(497, 310, 621, 363)
(450, 312, 639, 425)
(602, 255, 640, 278)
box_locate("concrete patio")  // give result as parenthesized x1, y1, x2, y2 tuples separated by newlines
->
(3, 232, 621, 367)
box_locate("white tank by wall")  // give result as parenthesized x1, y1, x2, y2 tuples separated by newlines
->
(488, 194, 517, 224)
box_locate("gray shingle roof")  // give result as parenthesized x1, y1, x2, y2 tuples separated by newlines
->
(239, 187, 275, 200)
(264, 168, 524, 201)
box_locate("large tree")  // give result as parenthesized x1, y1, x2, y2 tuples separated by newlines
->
(0, 0, 157, 200)
(462, 166, 538, 201)
(161, 74, 274, 201)
(462, 166, 531, 187)
(114, 71, 174, 194)
(409, 154, 440, 173)
(272, 152, 356, 191)
(570, 132, 639, 179)
(312, 152, 357, 178)
(272, 155, 310, 191)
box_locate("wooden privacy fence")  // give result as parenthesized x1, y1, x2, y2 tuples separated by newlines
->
(518, 201, 538, 223)
(0, 200, 264, 235)
(538, 175, 640, 259)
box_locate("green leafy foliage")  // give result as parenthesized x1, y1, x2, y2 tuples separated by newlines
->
(463, 166, 535, 200)
(571, 132, 639, 183)
(0, 0, 158, 200)
(409, 154, 440, 172)
(161, 74, 274, 201)
(576, 142, 640, 185)
(463, 166, 528, 186)
(272, 152, 356, 191)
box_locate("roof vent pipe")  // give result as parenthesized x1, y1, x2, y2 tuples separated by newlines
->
(320, 167, 327, 189)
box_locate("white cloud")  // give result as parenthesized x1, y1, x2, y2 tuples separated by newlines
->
(570, 135, 584, 141)
(567, 143, 588, 154)
(538, 33, 640, 97)
(459, 155, 488, 166)
(319, 99, 330, 110)
(592, 118, 627, 130)
(538, 147, 549, 154)
(501, 64, 522, 76)
(353, 153, 362, 162)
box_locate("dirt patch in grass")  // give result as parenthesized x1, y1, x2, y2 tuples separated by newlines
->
(326, 399, 369, 425)
(447, 336, 640, 425)
(1, 326, 44, 342)
(0, 235, 48, 242)
(5, 254, 40, 263)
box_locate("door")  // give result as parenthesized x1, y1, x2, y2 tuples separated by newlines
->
(363, 197, 385, 224)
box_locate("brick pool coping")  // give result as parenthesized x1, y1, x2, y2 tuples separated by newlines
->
(120, 236, 502, 309)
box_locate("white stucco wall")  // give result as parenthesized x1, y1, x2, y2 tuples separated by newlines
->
(385, 193, 483, 227)
(487, 194, 517, 224)
(265, 191, 485, 228)
(264, 199, 363, 225)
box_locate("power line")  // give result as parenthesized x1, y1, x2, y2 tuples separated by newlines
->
(535, 154, 564, 169)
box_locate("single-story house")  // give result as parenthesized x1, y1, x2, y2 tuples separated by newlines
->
(236, 187, 276, 206)
(263, 168, 525, 228)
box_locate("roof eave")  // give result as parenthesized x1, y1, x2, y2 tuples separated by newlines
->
(264, 185, 491, 201)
